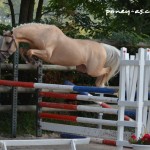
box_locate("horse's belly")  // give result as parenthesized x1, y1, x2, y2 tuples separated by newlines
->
(50, 51, 85, 66)
(50, 55, 83, 66)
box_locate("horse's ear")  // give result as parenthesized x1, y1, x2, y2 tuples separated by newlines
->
(3, 30, 6, 35)
(3, 30, 12, 36)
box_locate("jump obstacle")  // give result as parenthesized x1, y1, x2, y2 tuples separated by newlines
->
(0, 48, 150, 150)
(37, 47, 150, 150)
(0, 79, 132, 146)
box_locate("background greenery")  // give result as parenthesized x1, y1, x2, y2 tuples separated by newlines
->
(0, 0, 149, 86)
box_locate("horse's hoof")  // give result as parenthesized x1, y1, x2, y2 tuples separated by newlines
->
(35, 61, 42, 67)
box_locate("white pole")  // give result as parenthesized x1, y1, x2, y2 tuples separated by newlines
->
(117, 47, 128, 150)
(135, 48, 145, 138)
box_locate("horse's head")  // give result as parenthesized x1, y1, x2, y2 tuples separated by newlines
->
(0, 30, 17, 62)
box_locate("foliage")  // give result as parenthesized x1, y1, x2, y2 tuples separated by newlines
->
(0, 23, 11, 35)
(108, 31, 150, 46)
(42, 0, 109, 38)
(41, 0, 150, 46)
(129, 134, 150, 145)
(109, 0, 150, 35)
(0, 0, 10, 24)
(0, 0, 149, 45)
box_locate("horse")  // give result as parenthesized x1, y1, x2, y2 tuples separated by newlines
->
(0, 23, 120, 86)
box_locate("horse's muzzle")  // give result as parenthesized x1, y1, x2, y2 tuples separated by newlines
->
(0, 52, 6, 62)
(0, 36, 12, 62)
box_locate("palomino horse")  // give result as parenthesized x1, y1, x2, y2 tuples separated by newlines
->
(0, 23, 120, 86)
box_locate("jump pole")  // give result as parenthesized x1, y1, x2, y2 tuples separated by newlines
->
(39, 91, 118, 103)
(0, 80, 117, 93)
(38, 101, 118, 114)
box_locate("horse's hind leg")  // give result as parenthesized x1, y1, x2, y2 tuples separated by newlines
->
(87, 66, 111, 86)
(87, 67, 111, 77)
(95, 67, 112, 86)
(95, 75, 107, 87)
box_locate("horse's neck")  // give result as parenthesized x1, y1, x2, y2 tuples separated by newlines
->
(13, 27, 35, 44)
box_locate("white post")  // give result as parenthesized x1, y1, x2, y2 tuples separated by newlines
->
(146, 108, 150, 132)
(129, 55, 137, 102)
(135, 48, 145, 138)
(98, 93, 104, 129)
(117, 47, 127, 150)
(143, 49, 150, 131)
(125, 53, 130, 101)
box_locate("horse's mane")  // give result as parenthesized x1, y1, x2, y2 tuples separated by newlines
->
(12, 23, 50, 31)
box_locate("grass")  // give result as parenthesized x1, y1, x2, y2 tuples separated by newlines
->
(0, 111, 36, 136)
(0, 111, 11, 134)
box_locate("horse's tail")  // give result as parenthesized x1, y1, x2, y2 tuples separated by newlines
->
(103, 43, 120, 84)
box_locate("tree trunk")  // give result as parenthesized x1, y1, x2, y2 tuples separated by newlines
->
(19, 0, 30, 24)
(27, 0, 35, 22)
(7, 0, 16, 26)
(35, 0, 44, 22)
(19, 0, 35, 24)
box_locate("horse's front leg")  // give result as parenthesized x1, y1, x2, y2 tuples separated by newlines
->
(26, 49, 51, 65)
(19, 47, 30, 63)
(19, 47, 37, 64)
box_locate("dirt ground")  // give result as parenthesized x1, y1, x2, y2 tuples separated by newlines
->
(2, 144, 132, 150)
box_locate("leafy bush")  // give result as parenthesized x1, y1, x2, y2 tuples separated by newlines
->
(0, 24, 12, 35)
(108, 31, 150, 46)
